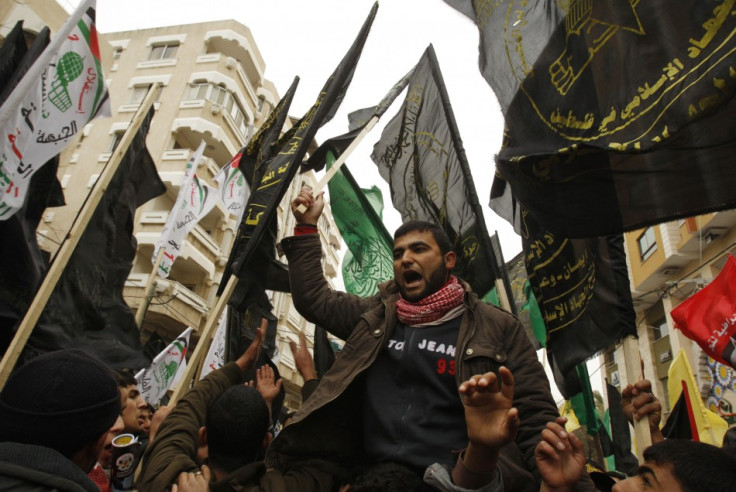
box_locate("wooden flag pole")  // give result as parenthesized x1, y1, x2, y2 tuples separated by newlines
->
(622, 335, 651, 462)
(169, 274, 238, 404)
(0, 85, 160, 389)
(296, 115, 379, 214)
(135, 248, 165, 328)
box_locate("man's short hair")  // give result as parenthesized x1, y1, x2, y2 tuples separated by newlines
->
(206, 385, 269, 473)
(0, 349, 120, 459)
(643, 439, 736, 492)
(394, 220, 453, 255)
(115, 368, 137, 388)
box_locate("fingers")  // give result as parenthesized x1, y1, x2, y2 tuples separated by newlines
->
(542, 420, 569, 451)
(245, 380, 254, 387)
(459, 371, 498, 396)
(499, 366, 515, 400)
(289, 339, 297, 355)
(298, 330, 308, 348)
(506, 407, 521, 435)
(201, 464, 211, 481)
(535, 439, 558, 461)
(568, 431, 583, 454)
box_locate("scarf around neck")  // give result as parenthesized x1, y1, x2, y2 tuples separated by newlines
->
(396, 275, 465, 326)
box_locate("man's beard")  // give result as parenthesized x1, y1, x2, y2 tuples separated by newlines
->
(398, 263, 449, 303)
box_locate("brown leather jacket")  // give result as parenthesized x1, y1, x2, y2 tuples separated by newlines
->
(266, 234, 561, 491)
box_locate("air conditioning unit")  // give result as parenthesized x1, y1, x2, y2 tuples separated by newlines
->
(610, 370, 620, 386)
(210, 105, 221, 115)
(659, 349, 672, 363)
(703, 227, 727, 244)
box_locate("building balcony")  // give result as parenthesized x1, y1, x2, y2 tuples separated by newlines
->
(124, 274, 209, 341)
(203, 29, 264, 93)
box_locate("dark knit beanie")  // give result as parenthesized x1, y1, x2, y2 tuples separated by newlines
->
(0, 349, 120, 456)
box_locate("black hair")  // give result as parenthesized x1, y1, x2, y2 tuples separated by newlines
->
(206, 385, 269, 473)
(643, 439, 736, 492)
(394, 220, 453, 255)
(114, 369, 137, 388)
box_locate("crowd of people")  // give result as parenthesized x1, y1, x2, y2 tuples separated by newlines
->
(1, 186, 736, 491)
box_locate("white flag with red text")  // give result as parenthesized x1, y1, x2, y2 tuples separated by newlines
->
(214, 150, 250, 224)
(0, 0, 110, 220)
(200, 306, 228, 380)
(153, 142, 218, 278)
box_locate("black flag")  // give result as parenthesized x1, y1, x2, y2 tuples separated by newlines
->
(446, 0, 736, 237)
(224, 3, 378, 301)
(23, 108, 165, 369)
(523, 210, 635, 397)
(370, 45, 501, 296)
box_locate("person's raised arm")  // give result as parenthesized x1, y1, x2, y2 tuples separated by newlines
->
(621, 379, 664, 444)
(291, 186, 324, 229)
(289, 331, 318, 382)
(535, 417, 585, 492)
(255, 364, 283, 422)
(451, 367, 520, 489)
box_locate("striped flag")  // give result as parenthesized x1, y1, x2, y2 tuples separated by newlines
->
(0, 0, 110, 220)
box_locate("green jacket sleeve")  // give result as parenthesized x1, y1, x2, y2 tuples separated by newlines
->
(136, 362, 244, 492)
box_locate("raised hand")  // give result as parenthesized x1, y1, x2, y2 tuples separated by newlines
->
(235, 318, 266, 373)
(535, 417, 585, 492)
(289, 331, 317, 381)
(291, 186, 324, 225)
(459, 367, 520, 451)
(621, 379, 663, 443)
(256, 364, 283, 405)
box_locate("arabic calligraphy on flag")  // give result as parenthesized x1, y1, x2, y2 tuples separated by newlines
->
(136, 327, 193, 405)
(0, 0, 110, 220)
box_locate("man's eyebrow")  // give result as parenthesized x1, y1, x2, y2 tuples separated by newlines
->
(636, 465, 660, 485)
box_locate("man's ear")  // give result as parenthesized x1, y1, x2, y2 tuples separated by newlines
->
(444, 251, 457, 270)
(198, 426, 207, 447)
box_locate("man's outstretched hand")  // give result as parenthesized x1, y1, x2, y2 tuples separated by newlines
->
(235, 318, 266, 373)
(535, 417, 585, 492)
(291, 186, 324, 225)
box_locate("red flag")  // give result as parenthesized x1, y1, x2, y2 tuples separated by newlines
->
(671, 255, 736, 369)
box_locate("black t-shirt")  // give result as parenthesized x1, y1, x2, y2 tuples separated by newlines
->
(362, 315, 466, 471)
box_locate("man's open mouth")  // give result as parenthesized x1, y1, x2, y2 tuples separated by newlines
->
(403, 270, 422, 286)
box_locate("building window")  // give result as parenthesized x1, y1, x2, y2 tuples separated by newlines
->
(148, 42, 178, 61)
(638, 227, 657, 261)
(257, 95, 265, 112)
(128, 84, 162, 104)
(652, 319, 668, 340)
(183, 82, 250, 138)
(109, 131, 125, 152)
(113, 47, 123, 60)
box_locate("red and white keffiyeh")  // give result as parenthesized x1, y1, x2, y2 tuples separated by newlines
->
(396, 276, 465, 326)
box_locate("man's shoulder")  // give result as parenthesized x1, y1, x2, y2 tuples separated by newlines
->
(0, 443, 96, 492)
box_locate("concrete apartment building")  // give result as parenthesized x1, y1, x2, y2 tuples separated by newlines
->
(1, 2, 343, 410)
(602, 213, 736, 421)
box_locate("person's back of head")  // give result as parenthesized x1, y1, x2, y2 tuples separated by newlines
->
(394, 220, 453, 255)
(205, 385, 269, 473)
(0, 349, 120, 472)
(643, 439, 736, 492)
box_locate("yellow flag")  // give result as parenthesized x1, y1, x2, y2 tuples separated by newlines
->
(667, 350, 728, 446)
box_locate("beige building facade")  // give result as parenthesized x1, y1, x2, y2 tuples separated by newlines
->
(1, 3, 342, 408)
(602, 212, 736, 421)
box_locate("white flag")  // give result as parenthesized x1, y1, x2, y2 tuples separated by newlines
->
(154, 142, 218, 277)
(214, 151, 250, 224)
(137, 327, 193, 405)
(0, 0, 110, 220)
(200, 306, 228, 380)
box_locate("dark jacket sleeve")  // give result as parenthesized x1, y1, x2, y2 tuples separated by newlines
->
(281, 234, 377, 340)
(137, 363, 244, 492)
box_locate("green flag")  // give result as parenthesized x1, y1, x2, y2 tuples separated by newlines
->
(326, 151, 392, 297)
(570, 363, 601, 436)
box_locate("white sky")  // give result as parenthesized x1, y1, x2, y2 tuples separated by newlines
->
(65, 0, 520, 260)
(59, 0, 611, 403)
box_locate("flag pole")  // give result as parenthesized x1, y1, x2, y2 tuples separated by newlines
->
(622, 335, 651, 461)
(295, 115, 379, 214)
(0, 85, 160, 388)
(135, 248, 165, 328)
(169, 274, 237, 404)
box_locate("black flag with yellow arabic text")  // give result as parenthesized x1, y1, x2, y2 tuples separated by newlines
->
(446, 0, 736, 237)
